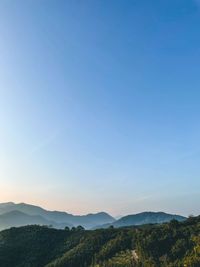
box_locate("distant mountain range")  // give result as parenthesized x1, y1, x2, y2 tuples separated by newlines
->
(0, 202, 187, 231)
(0, 202, 115, 230)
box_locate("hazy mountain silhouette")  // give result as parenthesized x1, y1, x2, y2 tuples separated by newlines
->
(0, 210, 73, 230)
(94, 211, 186, 229)
(0, 202, 115, 229)
(0, 203, 187, 231)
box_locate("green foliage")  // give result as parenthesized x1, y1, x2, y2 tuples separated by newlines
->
(46, 228, 118, 267)
(0, 216, 200, 266)
(0, 225, 70, 267)
(135, 217, 200, 266)
(92, 250, 136, 267)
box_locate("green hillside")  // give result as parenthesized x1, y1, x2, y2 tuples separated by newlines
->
(0, 216, 200, 266)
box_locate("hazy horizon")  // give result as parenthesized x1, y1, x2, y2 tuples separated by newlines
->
(0, 201, 189, 218)
(1, 0, 200, 217)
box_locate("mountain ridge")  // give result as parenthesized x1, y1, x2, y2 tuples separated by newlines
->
(0, 202, 115, 229)
(93, 211, 186, 229)
(0, 210, 73, 230)
(0, 202, 187, 231)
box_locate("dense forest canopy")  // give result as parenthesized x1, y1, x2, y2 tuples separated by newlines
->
(0, 216, 200, 266)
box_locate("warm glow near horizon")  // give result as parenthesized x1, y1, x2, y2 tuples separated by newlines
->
(0, 0, 200, 218)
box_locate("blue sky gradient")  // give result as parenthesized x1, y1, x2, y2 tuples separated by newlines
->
(0, 0, 200, 216)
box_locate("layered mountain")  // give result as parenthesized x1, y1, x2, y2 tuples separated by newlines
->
(0, 202, 115, 229)
(94, 211, 186, 229)
(0, 203, 187, 231)
(0, 210, 73, 230)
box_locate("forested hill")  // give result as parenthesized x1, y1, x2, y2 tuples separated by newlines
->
(0, 216, 200, 266)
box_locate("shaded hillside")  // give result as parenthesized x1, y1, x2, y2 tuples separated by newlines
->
(112, 212, 186, 227)
(0, 210, 72, 230)
(94, 211, 186, 229)
(0, 225, 70, 267)
(0, 202, 115, 229)
(0, 216, 200, 266)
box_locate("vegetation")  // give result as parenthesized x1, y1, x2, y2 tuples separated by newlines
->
(0, 216, 200, 266)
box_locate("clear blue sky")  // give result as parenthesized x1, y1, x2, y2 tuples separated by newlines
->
(0, 0, 200, 216)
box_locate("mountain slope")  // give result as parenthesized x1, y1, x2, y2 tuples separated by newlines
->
(0, 225, 70, 267)
(0, 202, 115, 229)
(0, 210, 72, 230)
(113, 211, 186, 227)
(94, 211, 186, 229)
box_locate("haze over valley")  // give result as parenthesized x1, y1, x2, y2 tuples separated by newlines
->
(0, 202, 186, 231)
